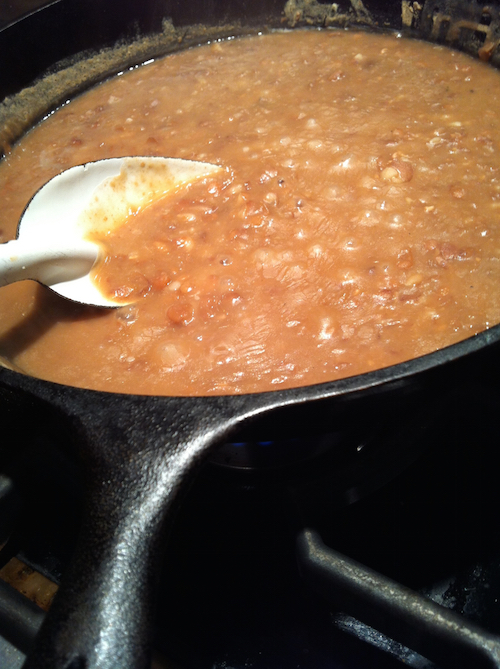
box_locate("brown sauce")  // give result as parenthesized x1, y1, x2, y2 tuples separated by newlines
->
(1, 29, 500, 395)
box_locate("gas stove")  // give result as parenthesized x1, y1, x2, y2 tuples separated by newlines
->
(2, 353, 500, 669)
(2, 0, 500, 666)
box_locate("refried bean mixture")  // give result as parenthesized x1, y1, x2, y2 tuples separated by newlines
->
(1, 29, 500, 395)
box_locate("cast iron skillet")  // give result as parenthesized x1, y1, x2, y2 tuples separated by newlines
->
(3, 335, 500, 669)
(2, 1, 500, 667)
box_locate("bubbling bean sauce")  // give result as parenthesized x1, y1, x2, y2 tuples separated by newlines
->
(1, 29, 500, 395)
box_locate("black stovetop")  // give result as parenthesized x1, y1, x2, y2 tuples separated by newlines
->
(2, 361, 500, 668)
(153, 379, 500, 669)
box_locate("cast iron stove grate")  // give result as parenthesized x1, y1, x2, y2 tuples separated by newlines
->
(2, 373, 500, 668)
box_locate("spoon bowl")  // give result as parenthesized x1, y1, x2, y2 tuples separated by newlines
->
(0, 156, 222, 307)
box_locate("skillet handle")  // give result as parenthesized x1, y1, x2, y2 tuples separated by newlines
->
(22, 451, 169, 668)
(20, 402, 225, 669)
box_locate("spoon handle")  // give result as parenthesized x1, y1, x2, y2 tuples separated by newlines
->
(0, 238, 98, 287)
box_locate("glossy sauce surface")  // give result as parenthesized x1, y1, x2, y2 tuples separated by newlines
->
(1, 30, 500, 395)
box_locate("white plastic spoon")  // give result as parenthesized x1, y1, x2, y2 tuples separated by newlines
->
(0, 156, 222, 307)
